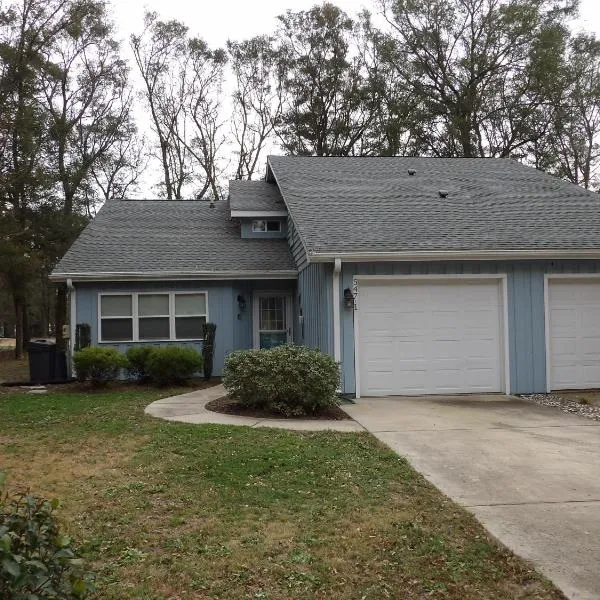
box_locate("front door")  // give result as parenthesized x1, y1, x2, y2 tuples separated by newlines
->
(253, 294, 292, 349)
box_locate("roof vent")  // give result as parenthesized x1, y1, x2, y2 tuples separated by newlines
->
(209, 201, 215, 209)
(438, 190, 449, 198)
(408, 168, 416, 176)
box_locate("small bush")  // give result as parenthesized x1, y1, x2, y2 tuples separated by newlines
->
(73, 347, 126, 386)
(223, 345, 340, 416)
(145, 346, 203, 386)
(0, 489, 94, 599)
(125, 346, 154, 381)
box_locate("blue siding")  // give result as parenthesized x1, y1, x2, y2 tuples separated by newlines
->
(75, 279, 296, 376)
(297, 263, 333, 354)
(333, 260, 600, 395)
(287, 216, 308, 269)
(240, 219, 287, 239)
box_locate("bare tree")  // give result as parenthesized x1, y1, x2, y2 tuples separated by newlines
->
(228, 36, 282, 179)
(91, 128, 148, 202)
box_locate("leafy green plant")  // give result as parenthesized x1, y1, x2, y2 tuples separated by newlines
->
(223, 345, 340, 416)
(145, 346, 203, 386)
(72, 347, 126, 386)
(125, 346, 154, 381)
(0, 486, 94, 599)
(202, 323, 217, 380)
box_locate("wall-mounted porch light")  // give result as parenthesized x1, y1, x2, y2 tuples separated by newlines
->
(343, 288, 355, 309)
(237, 295, 247, 311)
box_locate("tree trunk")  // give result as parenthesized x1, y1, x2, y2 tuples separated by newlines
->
(13, 294, 24, 360)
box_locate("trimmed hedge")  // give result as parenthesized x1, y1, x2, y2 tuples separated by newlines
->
(125, 346, 154, 381)
(223, 345, 340, 416)
(73, 347, 126, 386)
(145, 346, 203, 386)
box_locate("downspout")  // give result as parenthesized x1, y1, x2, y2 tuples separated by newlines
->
(66, 279, 76, 378)
(332, 258, 342, 363)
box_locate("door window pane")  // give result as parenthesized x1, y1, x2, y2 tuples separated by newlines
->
(139, 317, 169, 340)
(175, 316, 206, 339)
(101, 318, 133, 341)
(175, 294, 206, 316)
(259, 297, 285, 331)
(139, 294, 169, 316)
(101, 295, 132, 317)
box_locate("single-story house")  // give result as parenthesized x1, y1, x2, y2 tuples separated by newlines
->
(51, 156, 600, 397)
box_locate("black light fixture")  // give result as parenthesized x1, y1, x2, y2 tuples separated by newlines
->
(237, 295, 247, 311)
(343, 288, 355, 309)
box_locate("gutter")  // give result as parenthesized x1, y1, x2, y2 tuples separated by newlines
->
(67, 278, 75, 377)
(309, 249, 600, 262)
(49, 270, 299, 283)
(332, 258, 342, 363)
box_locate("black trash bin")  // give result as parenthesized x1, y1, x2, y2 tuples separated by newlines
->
(27, 340, 57, 384)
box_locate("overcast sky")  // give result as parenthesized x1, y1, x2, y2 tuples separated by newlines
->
(112, 0, 600, 46)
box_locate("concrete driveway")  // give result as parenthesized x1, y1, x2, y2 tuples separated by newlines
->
(342, 395, 600, 600)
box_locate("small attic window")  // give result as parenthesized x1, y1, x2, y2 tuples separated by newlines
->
(252, 219, 281, 232)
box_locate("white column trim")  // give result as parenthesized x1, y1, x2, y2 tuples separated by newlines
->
(332, 258, 342, 363)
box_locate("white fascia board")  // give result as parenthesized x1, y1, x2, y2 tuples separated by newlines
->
(230, 210, 288, 218)
(49, 270, 298, 283)
(309, 249, 600, 262)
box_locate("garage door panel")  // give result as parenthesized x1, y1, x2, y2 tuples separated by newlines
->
(549, 280, 600, 390)
(358, 279, 504, 396)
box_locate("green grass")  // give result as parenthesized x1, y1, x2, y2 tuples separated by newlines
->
(0, 384, 564, 599)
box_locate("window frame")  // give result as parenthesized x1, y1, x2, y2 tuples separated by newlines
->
(251, 219, 282, 233)
(98, 291, 209, 343)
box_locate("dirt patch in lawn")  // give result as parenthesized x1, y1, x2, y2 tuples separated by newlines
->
(205, 395, 351, 420)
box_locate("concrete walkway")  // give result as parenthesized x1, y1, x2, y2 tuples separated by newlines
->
(343, 394, 600, 600)
(144, 384, 364, 432)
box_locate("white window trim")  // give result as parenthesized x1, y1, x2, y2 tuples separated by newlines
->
(98, 291, 209, 343)
(251, 219, 282, 233)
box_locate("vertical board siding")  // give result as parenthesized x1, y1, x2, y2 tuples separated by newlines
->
(339, 260, 600, 396)
(287, 215, 308, 270)
(75, 279, 296, 376)
(297, 263, 332, 355)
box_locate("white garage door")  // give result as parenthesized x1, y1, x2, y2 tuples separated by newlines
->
(356, 279, 504, 396)
(548, 280, 600, 390)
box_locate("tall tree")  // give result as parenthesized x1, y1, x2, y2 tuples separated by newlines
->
(376, 0, 576, 158)
(41, 0, 132, 351)
(274, 3, 381, 156)
(228, 36, 282, 179)
(540, 33, 600, 189)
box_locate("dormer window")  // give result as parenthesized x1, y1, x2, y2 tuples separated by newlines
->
(252, 219, 281, 232)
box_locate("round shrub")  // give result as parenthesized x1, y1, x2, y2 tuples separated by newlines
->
(125, 346, 154, 381)
(0, 491, 94, 598)
(145, 346, 203, 386)
(223, 345, 340, 416)
(73, 347, 126, 386)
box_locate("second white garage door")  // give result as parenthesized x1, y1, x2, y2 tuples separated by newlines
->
(547, 279, 600, 390)
(356, 278, 505, 396)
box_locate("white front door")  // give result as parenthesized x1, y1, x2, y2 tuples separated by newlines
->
(548, 279, 600, 390)
(253, 294, 292, 349)
(356, 279, 505, 396)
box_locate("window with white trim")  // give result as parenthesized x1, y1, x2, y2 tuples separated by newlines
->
(99, 292, 208, 342)
(251, 219, 281, 232)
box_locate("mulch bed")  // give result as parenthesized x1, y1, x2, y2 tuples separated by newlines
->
(205, 395, 351, 420)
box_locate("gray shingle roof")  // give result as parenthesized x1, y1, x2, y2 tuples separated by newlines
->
(52, 200, 296, 277)
(267, 156, 600, 254)
(229, 180, 285, 212)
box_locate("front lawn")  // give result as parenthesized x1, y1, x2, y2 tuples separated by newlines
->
(0, 385, 564, 599)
